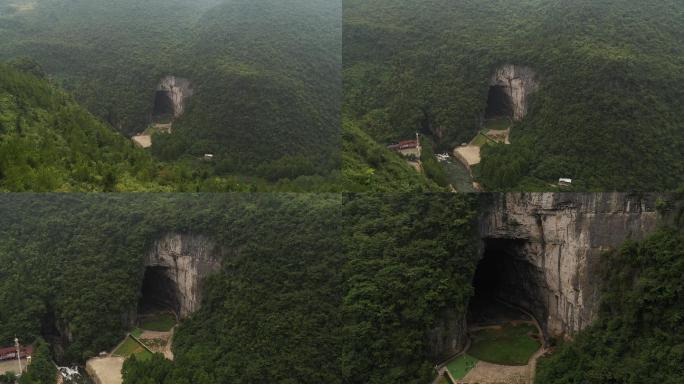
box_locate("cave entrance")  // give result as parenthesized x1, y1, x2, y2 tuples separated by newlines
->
(485, 85, 513, 119)
(139, 266, 180, 316)
(40, 308, 68, 362)
(468, 238, 543, 327)
(152, 90, 175, 119)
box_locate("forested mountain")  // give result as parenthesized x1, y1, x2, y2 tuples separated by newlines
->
(0, 0, 340, 180)
(0, 194, 345, 382)
(536, 213, 684, 383)
(0, 193, 478, 383)
(0, 62, 166, 191)
(344, 0, 684, 191)
(0, 59, 432, 191)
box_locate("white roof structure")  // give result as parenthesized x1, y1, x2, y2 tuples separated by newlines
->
(559, 178, 572, 184)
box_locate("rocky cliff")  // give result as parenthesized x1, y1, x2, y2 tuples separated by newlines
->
(490, 65, 538, 121)
(144, 233, 222, 318)
(430, 193, 668, 362)
(479, 193, 663, 337)
(156, 76, 193, 118)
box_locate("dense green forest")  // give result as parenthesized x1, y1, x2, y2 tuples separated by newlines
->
(344, 0, 684, 191)
(536, 222, 684, 383)
(0, 62, 170, 191)
(0, 60, 434, 191)
(0, 194, 345, 382)
(0, 0, 341, 181)
(122, 193, 478, 384)
(341, 120, 440, 192)
(341, 193, 479, 383)
(0, 193, 478, 383)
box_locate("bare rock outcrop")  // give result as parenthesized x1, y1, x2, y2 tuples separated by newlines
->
(430, 193, 668, 362)
(479, 193, 662, 337)
(155, 76, 193, 118)
(490, 65, 538, 121)
(143, 233, 222, 318)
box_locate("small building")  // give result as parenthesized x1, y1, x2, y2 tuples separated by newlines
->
(203, 154, 214, 161)
(387, 133, 422, 158)
(558, 178, 572, 187)
(0, 345, 32, 361)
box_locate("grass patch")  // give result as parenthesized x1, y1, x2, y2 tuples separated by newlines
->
(446, 354, 478, 379)
(113, 336, 153, 361)
(140, 313, 176, 332)
(130, 328, 143, 338)
(467, 323, 541, 366)
(470, 133, 493, 147)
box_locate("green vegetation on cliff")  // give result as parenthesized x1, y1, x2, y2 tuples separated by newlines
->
(344, 0, 684, 191)
(0, 194, 344, 382)
(0, 193, 479, 383)
(536, 226, 684, 383)
(341, 193, 479, 383)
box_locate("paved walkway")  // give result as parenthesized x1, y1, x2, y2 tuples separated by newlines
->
(441, 297, 547, 384)
(462, 360, 528, 383)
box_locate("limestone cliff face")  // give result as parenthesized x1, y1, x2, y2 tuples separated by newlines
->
(144, 233, 222, 318)
(479, 193, 662, 337)
(156, 76, 193, 118)
(490, 65, 538, 121)
(428, 308, 468, 361)
(431, 193, 667, 361)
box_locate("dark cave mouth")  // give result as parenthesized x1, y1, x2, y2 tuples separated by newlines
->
(153, 90, 175, 118)
(468, 238, 541, 326)
(139, 266, 180, 316)
(485, 85, 513, 119)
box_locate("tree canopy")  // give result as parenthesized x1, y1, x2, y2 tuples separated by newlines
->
(344, 0, 684, 191)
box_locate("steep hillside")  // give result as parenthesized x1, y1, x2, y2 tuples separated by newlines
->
(344, 0, 684, 190)
(341, 193, 479, 383)
(0, 193, 480, 383)
(0, 0, 341, 179)
(341, 119, 440, 192)
(0, 62, 165, 191)
(0, 194, 344, 382)
(2, 194, 681, 383)
(0, 62, 431, 192)
(152, 0, 341, 177)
